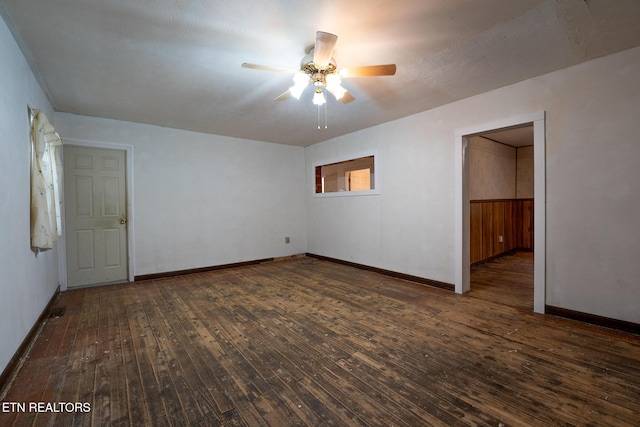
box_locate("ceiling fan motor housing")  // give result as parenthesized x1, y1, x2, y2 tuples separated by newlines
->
(301, 50, 337, 86)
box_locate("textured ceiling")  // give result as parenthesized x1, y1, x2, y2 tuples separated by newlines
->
(2, 0, 640, 146)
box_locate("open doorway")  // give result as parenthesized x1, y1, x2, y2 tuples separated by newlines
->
(454, 112, 545, 314)
(467, 125, 534, 311)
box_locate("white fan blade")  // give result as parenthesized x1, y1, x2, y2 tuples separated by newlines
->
(313, 31, 338, 68)
(339, 64, 397, 77)
(242, 63, 296, 73)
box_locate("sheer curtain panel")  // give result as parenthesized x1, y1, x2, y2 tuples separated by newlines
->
(30, 110, 63, 250)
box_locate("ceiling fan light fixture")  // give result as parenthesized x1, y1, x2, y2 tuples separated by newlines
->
(325, 73, 340, 86)
(293, 71, 309, 85)
(325, 74, 346, 100)
(312, 88, 326, 105)
(330, 85, 347, 100)
(289, 83, 306, 100)
(289, 72, 309, 99)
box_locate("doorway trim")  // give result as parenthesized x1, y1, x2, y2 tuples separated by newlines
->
(454, 111, 546, 313)
(58, 138, 135, 290)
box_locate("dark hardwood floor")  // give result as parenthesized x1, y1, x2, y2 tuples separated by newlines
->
(1, 254, 639, 426)
(470, 251, 534, 312)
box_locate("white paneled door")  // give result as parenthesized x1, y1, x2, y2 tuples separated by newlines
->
(64, 146, 128, 287)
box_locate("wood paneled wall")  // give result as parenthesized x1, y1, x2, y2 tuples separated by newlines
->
(470, 199, 533, 264)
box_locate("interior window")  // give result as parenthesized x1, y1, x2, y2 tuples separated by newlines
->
(314, 155, 375, 194)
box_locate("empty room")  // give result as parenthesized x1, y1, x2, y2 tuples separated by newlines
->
(1, 0, 639, 425)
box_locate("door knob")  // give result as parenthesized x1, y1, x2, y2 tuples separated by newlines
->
(120, 218, 127, 225)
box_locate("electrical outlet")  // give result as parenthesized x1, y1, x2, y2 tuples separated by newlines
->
(498, 235, 503, 243)
(285, 236, 290, 244)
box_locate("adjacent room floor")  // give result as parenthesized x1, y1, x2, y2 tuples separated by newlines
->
(1, 253, 638, 426)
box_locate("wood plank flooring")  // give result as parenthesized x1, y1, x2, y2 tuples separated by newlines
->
(1, 254, 639, 426)
(470, 251, 534, 312)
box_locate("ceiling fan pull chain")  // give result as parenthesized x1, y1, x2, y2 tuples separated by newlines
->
(317, 102, 328, 130)
(324, 102, 328, 129)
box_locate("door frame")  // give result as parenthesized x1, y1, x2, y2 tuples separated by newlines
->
(454, 111, 546, 313)
(59, 138, 135, 290)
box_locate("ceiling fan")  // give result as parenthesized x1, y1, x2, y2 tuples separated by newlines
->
(242, 31, 396, 106)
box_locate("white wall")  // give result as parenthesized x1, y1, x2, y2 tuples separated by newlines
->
(307, 46, 640, 324)
(0, 17, 59, 375)
(306, 113, 456, 284)
(54, 114, 306, 276)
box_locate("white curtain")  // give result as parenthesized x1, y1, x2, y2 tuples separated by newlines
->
(30, 110, 64, 250)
